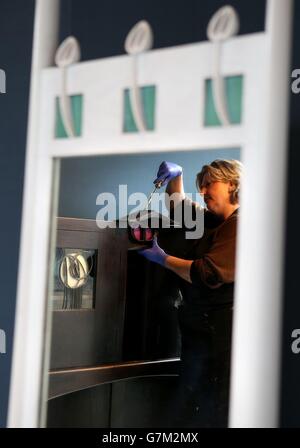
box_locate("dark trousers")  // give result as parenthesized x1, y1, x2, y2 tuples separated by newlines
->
(165, 305, 233, 428)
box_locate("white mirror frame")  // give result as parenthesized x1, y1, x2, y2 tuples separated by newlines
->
(8, 0, 293, 428)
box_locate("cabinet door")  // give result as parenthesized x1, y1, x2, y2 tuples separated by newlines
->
(50, 220, 128, 369)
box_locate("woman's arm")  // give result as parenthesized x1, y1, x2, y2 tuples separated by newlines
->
(165, 175, 185, 210)
(139, 215, 238, 287)
(138, 236, 192, 283)
(154, 161, 185, 210)
(165, 174, 184, 197)
(165, 255, 193, 283)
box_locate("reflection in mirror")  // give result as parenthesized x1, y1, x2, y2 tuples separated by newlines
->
(44, 148, 241, 428)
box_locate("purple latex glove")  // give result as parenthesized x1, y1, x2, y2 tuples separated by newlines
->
(154, 161, 183, 187)
(138, 236, 168, 267)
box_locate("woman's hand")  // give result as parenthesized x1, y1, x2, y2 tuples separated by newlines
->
(138, 235, 193, 282)
(138, 236, 167, 267)
(154, 161, 183, 187)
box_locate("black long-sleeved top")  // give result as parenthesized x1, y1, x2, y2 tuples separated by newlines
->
(165, 197, 239, 310)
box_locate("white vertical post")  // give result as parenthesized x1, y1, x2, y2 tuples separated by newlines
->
(7, 0, 60, 428)
(229, 0, 293, 427)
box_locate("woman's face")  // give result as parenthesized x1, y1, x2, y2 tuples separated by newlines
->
(200, 180, 233, 216)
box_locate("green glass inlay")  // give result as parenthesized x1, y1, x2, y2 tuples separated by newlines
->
(123, 85, 156, 132)
(204, 75, 243, 126)
(55, 94, 83, 138)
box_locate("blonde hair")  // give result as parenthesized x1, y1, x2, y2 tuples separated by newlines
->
(196, 159, 243, 205)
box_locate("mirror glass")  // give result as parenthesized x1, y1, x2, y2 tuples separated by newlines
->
(44, 147, 241, 428)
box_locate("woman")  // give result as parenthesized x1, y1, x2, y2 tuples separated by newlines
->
(138, 159, 242, 427)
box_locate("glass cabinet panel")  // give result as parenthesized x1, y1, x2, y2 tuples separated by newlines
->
(53, 248, 97, 310)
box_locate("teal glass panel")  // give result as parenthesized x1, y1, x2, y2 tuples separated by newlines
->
(123, 85, 156, 132)
(204, 75, 243, 126)
(55, 94, 83, 138)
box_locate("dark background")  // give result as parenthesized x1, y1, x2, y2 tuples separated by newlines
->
(0, 0, 298, 427)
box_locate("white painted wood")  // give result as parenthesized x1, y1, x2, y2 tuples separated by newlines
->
(39, 33, 263, 157)
(229, 0, 293, 428)
(7, 0, 60, 428)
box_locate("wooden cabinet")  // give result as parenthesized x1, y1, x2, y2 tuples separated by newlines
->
(50, 217, 181, 370)
(47, 217, 182, 427)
